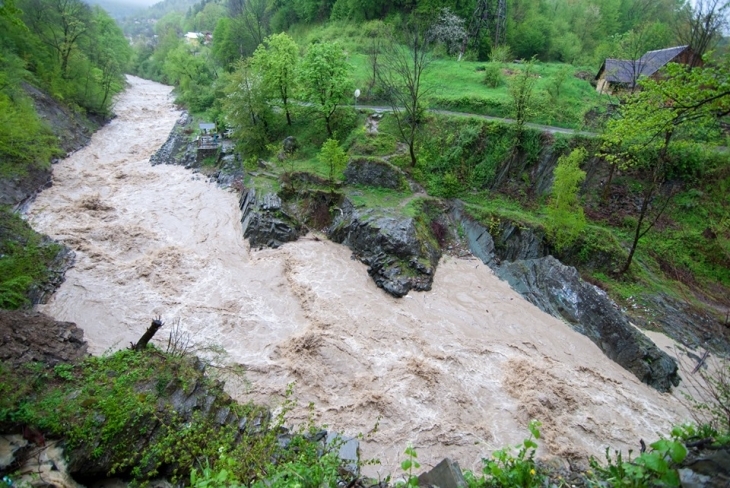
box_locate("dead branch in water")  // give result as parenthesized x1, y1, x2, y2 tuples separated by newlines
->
(131, 317, 164, 351)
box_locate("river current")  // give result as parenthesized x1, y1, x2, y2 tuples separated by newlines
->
(28, 76, 689, 475)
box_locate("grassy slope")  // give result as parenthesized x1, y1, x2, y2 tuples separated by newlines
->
(290, 22, 608, 130)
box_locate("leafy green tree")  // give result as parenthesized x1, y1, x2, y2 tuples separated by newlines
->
(22, 0, 92, 78)
(251, 33, 299, 126)
(319, 138, 348, 191)
(224, 59, 272, 152)
(602, 59, 730, 274)
(546, 148, 587, 251)
(299, 41, 352, 136)
(508, 58, 539, 136)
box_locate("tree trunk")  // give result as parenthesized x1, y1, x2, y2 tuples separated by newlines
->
(133, 318, 164, 351)
(408, 140, 417, 167)
(619, 185, 654, 275)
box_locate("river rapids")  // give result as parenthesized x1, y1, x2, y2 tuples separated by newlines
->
(28, 76, 690, 476)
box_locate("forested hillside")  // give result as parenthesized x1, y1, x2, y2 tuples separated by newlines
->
(0, 0, 131, 176)
(0, 0, 130, 308)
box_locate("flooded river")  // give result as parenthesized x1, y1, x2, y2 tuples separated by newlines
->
(28, 76, 690, 476)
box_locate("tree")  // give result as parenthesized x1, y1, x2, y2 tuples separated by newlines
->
(429, 8, 466, 58)
(507, 57, 538, 136)
(319, 138, 347, 192)
(602, 59, 730, 274)
(251, 33, 299, 126)
(546, 148, 587, 251)
(229, 0, 272, 48)
(299, 41, 352, 137)
(22, 0, 93, 78)
(675, 0, 730, 65)
(377, 19, 431, 167)
(224, 59, 272, 152)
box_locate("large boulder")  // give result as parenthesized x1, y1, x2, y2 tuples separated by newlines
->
(328, 199, 439, 297)
(239, 188, 302, 249)
(343, 157, 405, 190)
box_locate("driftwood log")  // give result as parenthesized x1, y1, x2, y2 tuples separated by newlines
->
(131, 317, 164, 351)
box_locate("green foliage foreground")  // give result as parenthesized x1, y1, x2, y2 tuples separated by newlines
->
(0, 208, 64, 309)
(0, 348, 350, 486)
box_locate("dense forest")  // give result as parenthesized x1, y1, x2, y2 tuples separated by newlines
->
(0, 0, 131, 177)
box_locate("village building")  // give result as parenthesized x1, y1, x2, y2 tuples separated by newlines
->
(595, 45, 698, 95)
(184, 32, 202, 46)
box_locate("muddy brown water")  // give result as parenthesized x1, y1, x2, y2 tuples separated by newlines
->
(28, 76, 692, 477)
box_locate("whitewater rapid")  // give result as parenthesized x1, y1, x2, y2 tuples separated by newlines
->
(28, 76, 690, 476)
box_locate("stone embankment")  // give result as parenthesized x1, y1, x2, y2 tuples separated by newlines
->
(149, 111, 243, 189)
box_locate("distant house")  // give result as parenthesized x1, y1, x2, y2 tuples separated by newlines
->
(595, 45, 698, 94)
(185, 32, 202, 46)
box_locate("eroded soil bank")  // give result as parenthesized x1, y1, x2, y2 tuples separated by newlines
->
(28, 76, 690, 476)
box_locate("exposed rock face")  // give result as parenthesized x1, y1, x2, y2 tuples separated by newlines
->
(282, 136, 298, 154)
(328, 199, 439, 298)
(631, 293, 728, 354)
(239, 188, 302, 248)
(0, 166, 53, 208)
(28, 241, 76, 306)
(496, 257, 680, 392)
(0, 310, 88, 368)
(679, 447, 730, 488)
(454, 206, 680, 392)
(343, 157, 405, 190)
(149, 112, 196, 167)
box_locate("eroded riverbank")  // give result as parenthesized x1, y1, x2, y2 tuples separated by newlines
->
(28, 76, 690, 476)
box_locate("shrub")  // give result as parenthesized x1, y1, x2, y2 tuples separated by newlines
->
(483, 64, 504, 88)
(466, 420, 544, 488)
(588, 439, 687, 487)
(546, 148, 587, 251)
(490, 45, 512, 64)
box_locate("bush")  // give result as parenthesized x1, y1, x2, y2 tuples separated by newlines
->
(464, 420, 544, 488)
(482, 64, 504, 88)
(546, 148, 587, 251)
(490, 45, 512, 64)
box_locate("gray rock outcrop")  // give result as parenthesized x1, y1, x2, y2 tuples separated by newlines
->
(150, 112, 195, 167)
(454, 206, 680, 392)
(344, 157, 406, 190)
(328, 199, 439, 297)
(0, 310, 88, 368)
(239, 188, 302, 248)
(496, 256, 679, 391)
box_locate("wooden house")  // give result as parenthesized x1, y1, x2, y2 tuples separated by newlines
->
(595, 45, 698, 94)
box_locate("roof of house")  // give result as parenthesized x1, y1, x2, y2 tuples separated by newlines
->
(637, 45, 689, 77)
(596, 45, 690, 84)
(199, 123, 215, 131)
